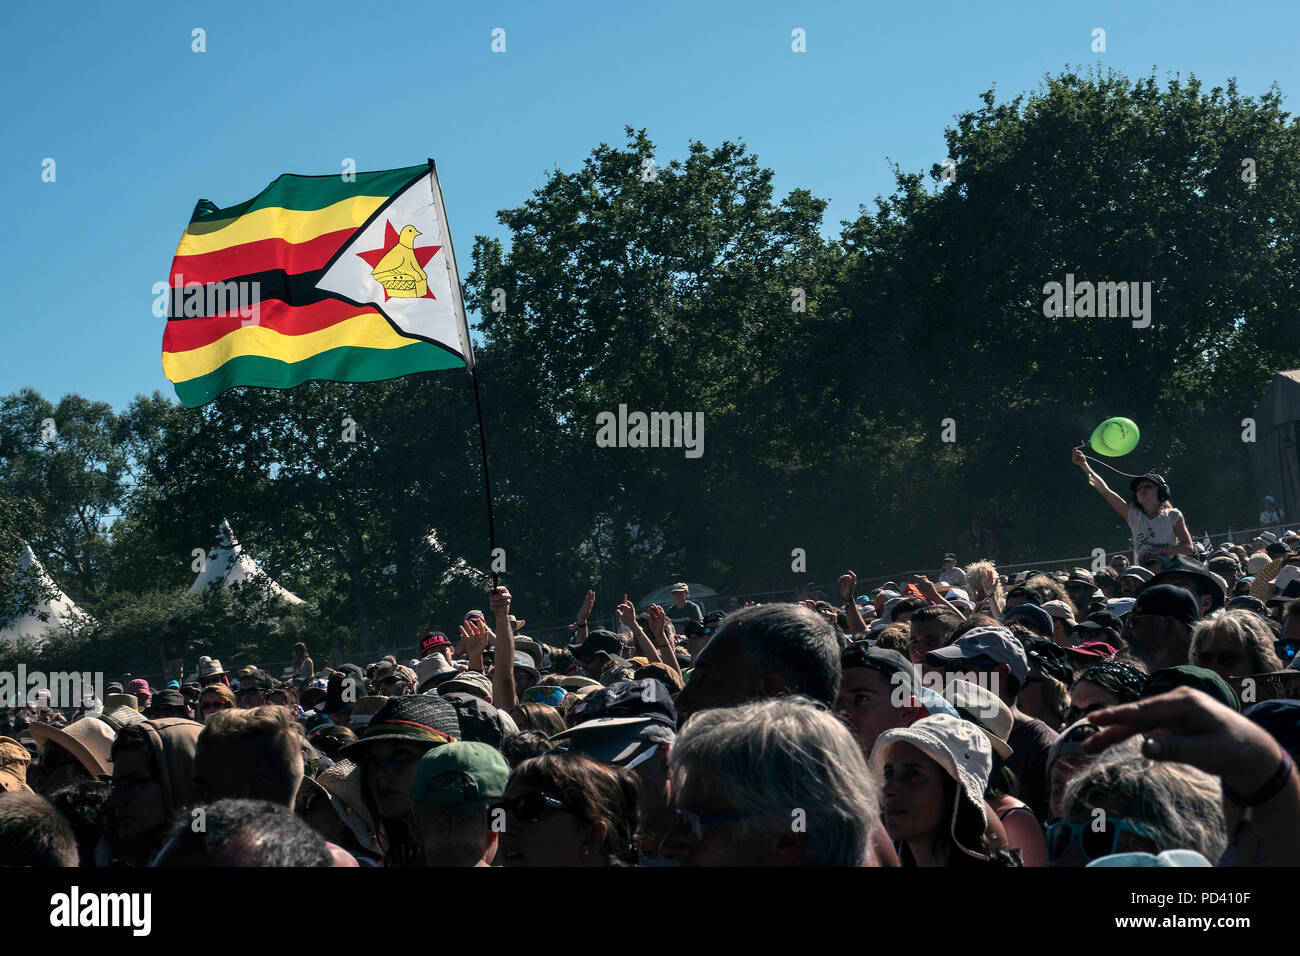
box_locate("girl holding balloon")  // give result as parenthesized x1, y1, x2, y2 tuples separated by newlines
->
(1071, 421, 1194, 567)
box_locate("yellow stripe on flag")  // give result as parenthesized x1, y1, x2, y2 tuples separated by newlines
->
(162, 313, 421, 382)
(176, 196, 389, 257)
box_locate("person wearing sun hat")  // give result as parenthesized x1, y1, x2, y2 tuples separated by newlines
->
(943, 679, 1050, 867)
(871, 713, 1020, 867)
(26, 714, 120, 795)
(313, 758, 383, 865)
(339, 695, 462, 866)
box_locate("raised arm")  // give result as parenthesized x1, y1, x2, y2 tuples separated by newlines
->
(572, 588, 595, 646)
(1072, 447, 1129, 521)
(647, 604, 682, 675)
(618, 594, 660, 665)
(489, 586, 517, 710)
(913, 574, 966, 620)
(1085, 688, 1300, 866)
(840, 571, 868, 635)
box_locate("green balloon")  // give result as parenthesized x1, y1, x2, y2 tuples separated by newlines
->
(1089, 417, 1140, 456)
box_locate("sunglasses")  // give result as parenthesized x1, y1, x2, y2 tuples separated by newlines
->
(491, 791, 574, 823)
(236, 687, 266, 697)
(201, 700, 232, 711)
(1046, 816, 1157, 864)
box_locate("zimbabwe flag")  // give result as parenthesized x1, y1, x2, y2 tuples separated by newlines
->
(162, 162, 475, 408)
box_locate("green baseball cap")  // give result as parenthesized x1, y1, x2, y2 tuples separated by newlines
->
(410, 741, 509, 806)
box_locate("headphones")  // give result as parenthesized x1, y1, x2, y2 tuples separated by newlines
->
(1129, 473, 1170, 503)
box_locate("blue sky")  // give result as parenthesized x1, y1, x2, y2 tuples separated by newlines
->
(2, 0, 1297, 411)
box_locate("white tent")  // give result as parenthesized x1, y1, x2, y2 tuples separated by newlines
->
(189, 520, 304, 604)
(639, 582, 721, 613)
(0, 546, 95, 647)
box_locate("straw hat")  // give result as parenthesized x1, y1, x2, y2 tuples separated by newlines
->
(28, 716, 117, 778)
(315, 758, 382, 855)
(1250, 556, 1288, 601)
(104, 692, 140, 712)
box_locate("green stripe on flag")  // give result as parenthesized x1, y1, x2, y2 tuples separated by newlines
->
(189, 165, 427, 224)
(171, 341, 464, 408)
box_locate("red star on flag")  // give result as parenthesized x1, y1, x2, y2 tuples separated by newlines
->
(355, 220, 442, 301)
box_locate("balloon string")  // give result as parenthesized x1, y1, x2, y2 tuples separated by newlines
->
(1075, 442, 1147, 479)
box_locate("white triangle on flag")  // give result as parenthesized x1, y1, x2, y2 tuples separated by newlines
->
(316, 166, 474, 367)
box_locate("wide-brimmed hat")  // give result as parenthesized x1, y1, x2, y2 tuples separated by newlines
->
(1142, 556, 1226, 610)
(314, 758, 382, 855)
(28, 716, 117, 778)
(1117, 566, 1154, 584)
(415, 654, 459, 693)
(1251, 556, 1292, 601)
(512, 637, 545, 669)
(511, 651, 540, 683)
(339, 695, 461, 760)
(557, 675, 603, 693)
(942, 679, 1013, 760)
(104, 692, 139, 713)
(199, 658, 228, 680)
(348, 696, 389, 729)
(872, 714, 992, 860)
(438, 671, 493, 702)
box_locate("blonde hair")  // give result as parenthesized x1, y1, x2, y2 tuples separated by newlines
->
(1191, 609, 1284, 675)
(199, 705, 306, 805)
(964, 561, 999, 601)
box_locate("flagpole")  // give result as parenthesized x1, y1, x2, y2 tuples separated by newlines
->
(425, 158, 500, 591)
(469, 364, 499, 589)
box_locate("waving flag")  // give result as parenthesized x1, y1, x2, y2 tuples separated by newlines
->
(162, 162, 474, 407)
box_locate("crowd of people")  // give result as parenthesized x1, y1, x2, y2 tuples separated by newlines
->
(3, 483, 1300, 867)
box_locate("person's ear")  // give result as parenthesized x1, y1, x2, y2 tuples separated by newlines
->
(757, 672, 789, 698)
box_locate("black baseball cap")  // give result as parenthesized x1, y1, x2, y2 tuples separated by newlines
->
(568, 678, 677, 728)
(1131, 584, 1201, 629)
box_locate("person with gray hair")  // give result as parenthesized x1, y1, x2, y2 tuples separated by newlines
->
(152, 798, 333, 866)
(660, 696, 879, 866)
(1190, 608, 1284, 683)
(674, 603, 840, 726)
(1050, 737, 1227, 865)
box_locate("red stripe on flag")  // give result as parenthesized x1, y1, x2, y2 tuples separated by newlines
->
(169, 228, 357, 286)
(162, 299, 384, 353)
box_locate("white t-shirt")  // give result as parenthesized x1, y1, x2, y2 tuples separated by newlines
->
(937, 567, 967, 588)
(1127, 504, 1183, 563)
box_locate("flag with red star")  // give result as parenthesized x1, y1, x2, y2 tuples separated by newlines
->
(163, 162, 475, 408)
